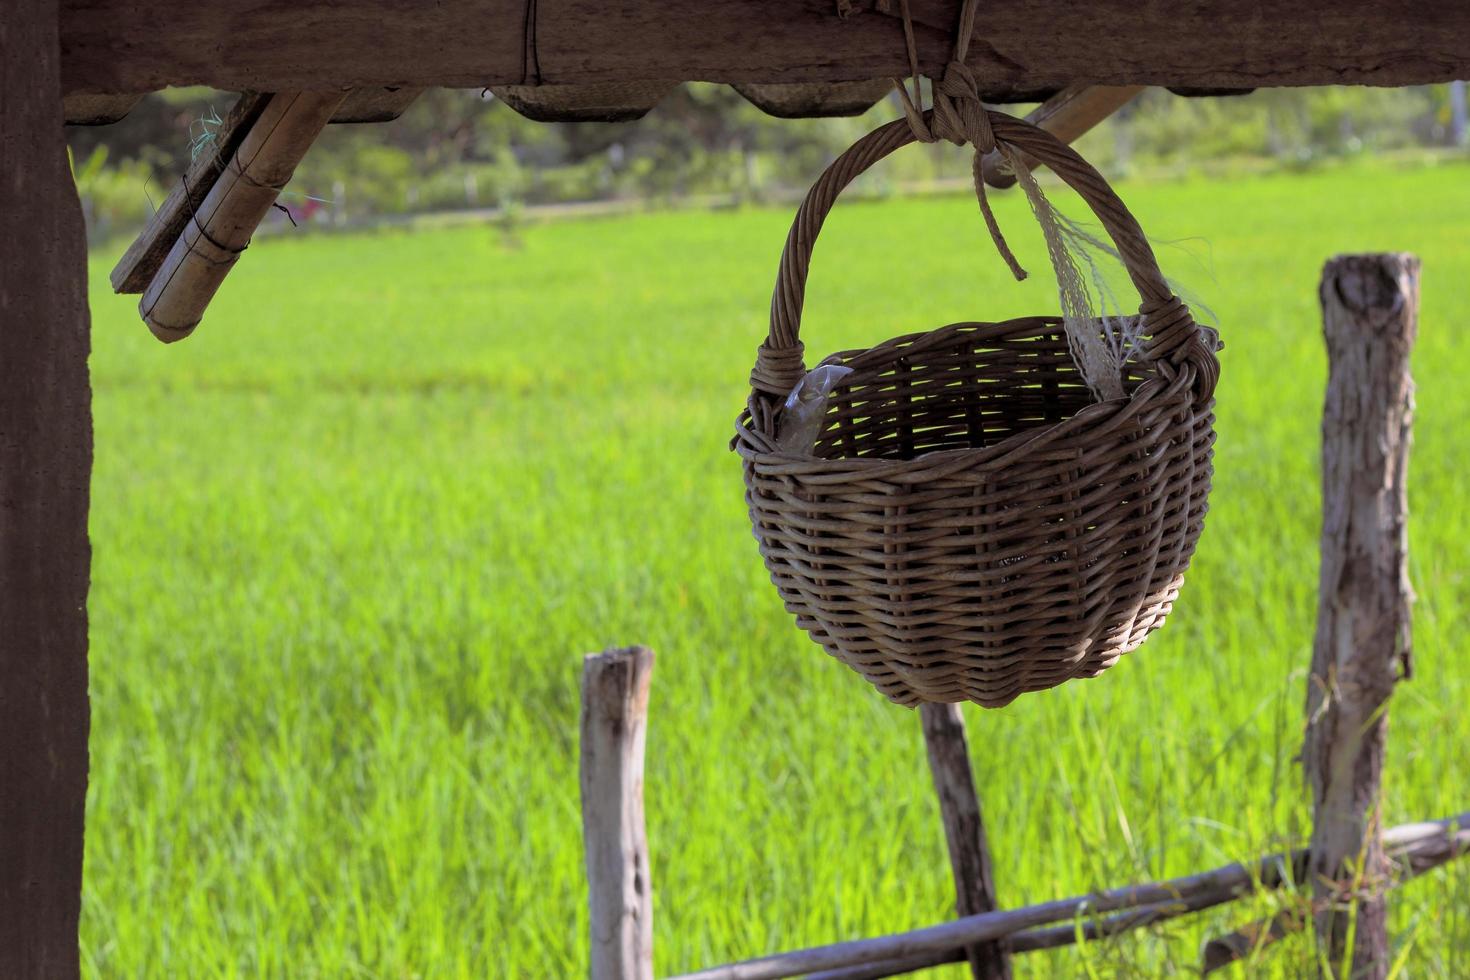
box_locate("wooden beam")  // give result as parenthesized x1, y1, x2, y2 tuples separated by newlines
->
(0, 1, 92, 977)
(62, 91, 141, 124)
(58, 1, 1470, 99)
(1303, 253, 1418, 979)
(490, 81, 676, 123)
(332, 86, 423, 123)
(734, 79, 891, 118)
(581, 647, 655, 980)
(918, 704, 1008, 980)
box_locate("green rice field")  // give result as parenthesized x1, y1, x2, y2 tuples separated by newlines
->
(83, 159, 1470, 977)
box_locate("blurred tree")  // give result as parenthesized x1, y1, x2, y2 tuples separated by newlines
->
(68, 84, 1470, 245)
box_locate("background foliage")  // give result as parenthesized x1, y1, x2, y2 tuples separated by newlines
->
(69, 83, 1470, 243)
(83, 156, 1470, 977)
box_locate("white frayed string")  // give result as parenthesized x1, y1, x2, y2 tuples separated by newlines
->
(1005, 146, 1133, 401)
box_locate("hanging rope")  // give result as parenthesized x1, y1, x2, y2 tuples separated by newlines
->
(889, 0, 1027, 280)
(883, 0, 1170, 400)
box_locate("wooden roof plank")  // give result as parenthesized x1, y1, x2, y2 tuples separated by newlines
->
(61, 92, 143, 125)
(332, 86, 424, 123)
(59, 0, 1470, 98)
(734, 79, 892, 118)
(490, 81, 677, 122)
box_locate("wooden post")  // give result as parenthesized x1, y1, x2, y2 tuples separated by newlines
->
(1, 1, 93, 977)
(1303, 253, 1418, 979)
(919, 703, 1009, 980)
(581, 647, 656, 980)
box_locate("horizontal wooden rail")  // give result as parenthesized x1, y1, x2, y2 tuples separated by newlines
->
(59, 1, 1470, 100)
(669, 812, 1470, 980)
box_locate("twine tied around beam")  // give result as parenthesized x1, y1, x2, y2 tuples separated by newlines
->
(882, 0, 1176, 401)
(889, 0, 1027, 280)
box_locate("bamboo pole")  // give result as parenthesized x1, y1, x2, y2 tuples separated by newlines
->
(1303, 253, 1418, 978)
(581, 647, 655, 980)
(668, 812, 1469, 980)
(137, 90, 346, 342)
(918, 704, 1008, 979)
(110, 92, 271, 294)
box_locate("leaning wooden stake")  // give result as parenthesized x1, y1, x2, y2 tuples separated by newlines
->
(918, 704, 1009, 980)
(1303, 253, 1418, 979)
(581, 646, 656, 980)
(137, 90, 346, 342)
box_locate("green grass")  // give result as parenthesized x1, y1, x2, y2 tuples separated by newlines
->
(83, 157, 1470, 977)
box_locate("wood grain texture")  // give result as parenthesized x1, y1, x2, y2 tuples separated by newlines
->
(61, 90, 141, 124)
(490, 81, 677, 123)
(1303, 253, 1418, 980)
(581, 647, 655, 980)
(59, 0, 1470, 98)
(0, 1, 93, 976)
(918, 704, 1008, 980)
(332, 87, 424, 123)
(733, 79, 891, 119)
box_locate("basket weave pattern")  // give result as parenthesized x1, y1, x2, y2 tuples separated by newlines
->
(735, 112, 1219, 708)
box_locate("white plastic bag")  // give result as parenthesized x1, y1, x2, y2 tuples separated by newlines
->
(775, 364, 854, 455)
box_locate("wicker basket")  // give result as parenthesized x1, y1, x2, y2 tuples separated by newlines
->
(735, 110, 1220, 708)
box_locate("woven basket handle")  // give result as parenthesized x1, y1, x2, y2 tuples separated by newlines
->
(751, 109, 1218, 402)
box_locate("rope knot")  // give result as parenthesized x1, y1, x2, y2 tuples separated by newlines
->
(933, 62, 995, 153)
(887, 0, 1026, 281)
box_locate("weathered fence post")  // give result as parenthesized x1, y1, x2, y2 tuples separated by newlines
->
(1303, 253, 1418, 978)
(919, 703, 1009, 980)
(581, 646, 656, 980)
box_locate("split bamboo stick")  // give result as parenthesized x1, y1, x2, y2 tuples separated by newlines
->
(110, 92, 270, 294)
(137, 90, 346, 342)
